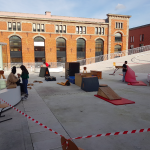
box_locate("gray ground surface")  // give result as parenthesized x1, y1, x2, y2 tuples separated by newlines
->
(0, 51, 150, 150)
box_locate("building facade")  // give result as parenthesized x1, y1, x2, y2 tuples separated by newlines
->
(0, 11, 131, 66)
(129, 24, 150, 49)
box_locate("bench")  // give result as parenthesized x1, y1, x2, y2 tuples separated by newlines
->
(0, 86, 21, 112)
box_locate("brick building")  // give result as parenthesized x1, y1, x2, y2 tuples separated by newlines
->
(129, 24, 150, 49)
(0, 11, 131, 68)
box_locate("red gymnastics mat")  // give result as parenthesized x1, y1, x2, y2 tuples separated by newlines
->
(119, 74, 138, 77)
(94, 95, 135, 105)
(128, 81, 147, 86)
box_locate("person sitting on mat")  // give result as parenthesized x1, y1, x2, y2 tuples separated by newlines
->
(122, 61, 127, 82)
(7, 66, 24, 94)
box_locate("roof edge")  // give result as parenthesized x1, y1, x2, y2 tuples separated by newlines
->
(107, 14, 131, 18)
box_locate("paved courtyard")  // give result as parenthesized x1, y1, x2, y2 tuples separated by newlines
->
(0, 51, 150, 150)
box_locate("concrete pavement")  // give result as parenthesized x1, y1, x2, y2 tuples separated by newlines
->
(0, 51, 150, 150)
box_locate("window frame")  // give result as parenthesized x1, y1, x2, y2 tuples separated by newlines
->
(8, 22, 12, 31)
(41, 24, 44, 32)
(76, 26, 86, 34)
(95, 27, 104, 35)
(8, 22, 22, 31)
(13, 22, 16, 31)
(114, 44, 122, 53)
(142, 34, 144, 41)
(33, 23, 36, 32)
(140, 35, 142, 41)
(63, 25, 66, 33)
(17, 22, 21, 31)
(115, 32, 122, 42)
(115, 22, 123, 29)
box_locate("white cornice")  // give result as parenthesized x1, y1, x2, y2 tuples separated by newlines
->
(107, 14, 131, 18)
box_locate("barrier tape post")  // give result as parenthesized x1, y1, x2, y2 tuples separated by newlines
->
(1, 98, 150, 141)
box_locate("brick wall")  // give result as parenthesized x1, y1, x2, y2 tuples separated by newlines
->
(87, 27, 94, 34)
(0, 17, 129, 64)
(110, 18, 128, 53)
(67, 26, 75, 34)
(0, 21, 7, 30)
(22, 23, 32, 31)
(45, 24, 55, 33)
(129, 25, 150, 48)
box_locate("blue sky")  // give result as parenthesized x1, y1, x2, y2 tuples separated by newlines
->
(0, 0, 149, 28)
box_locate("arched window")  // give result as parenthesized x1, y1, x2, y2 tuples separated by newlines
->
(56, 37, 66, 63)
(77, 38, 85, 60)
(95, 39, 103, 56)
(34, 36, 45, 62)
(9, 36, 22, 63)
(115, 33, 122, 42)
(114, 45, 121, 53)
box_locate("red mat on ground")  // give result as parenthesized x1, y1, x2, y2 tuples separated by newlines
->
(128, 81, 147, 86)
(125, 66, 138, 83)
(94, 95, 135, 105)
(119, 74, 137, 77)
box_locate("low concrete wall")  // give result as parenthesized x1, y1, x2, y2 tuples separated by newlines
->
(0, 86, 21, 111)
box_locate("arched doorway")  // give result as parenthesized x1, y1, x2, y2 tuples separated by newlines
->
(77, 38, 85, 60)
(56, 37, 66, 63)
(34, 36, 45, 62)
(9, 36, 22, 63)
(114, 45, 121, 53)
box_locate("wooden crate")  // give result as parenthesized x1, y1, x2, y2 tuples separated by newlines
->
(90, 70, 102, 79)
(75, 73, 93, 87)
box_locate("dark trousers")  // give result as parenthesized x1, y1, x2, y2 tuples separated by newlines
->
(22, 79, 28, 95)
(16, 80, 24, 93)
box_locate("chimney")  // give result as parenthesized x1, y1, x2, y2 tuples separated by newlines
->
(45, 11, 51, 16)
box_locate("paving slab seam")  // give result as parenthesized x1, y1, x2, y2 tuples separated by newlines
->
(43, 91, 86, 97)
(49, 146, 62, 150)
(28, 86, 73, 149)
(22, 100, 34, 150)
(42, 100, 73, 140)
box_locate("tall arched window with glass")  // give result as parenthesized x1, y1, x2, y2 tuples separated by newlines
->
(95, 39, 104, 56)
(115, 33, 122, 42)
(114, 45, 122, 53)
(34, 36, 45, 62)
(77, 38, 85, 60)
(9, 36, 22, 63)
(56, 37, 66, 63)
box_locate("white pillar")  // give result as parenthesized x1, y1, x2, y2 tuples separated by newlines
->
(0, 45, 3, 70)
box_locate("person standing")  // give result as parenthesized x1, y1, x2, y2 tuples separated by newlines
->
(19, 65, 29, 100)
(122, 61, 127, 82)
(41, 62, 50, 67)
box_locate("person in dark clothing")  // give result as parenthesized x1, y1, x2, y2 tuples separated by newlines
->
(122, 61, 127, 82)
(18, 65, 29, 100)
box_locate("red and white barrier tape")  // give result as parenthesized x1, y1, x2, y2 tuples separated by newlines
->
(1, 98, 150, 141)
(0, 98, 63, 138)
(70, 128, 150, 140)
